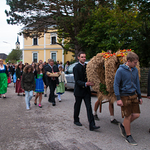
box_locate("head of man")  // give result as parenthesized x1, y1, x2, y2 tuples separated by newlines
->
(77, 51, 86, 64)
(48, 59, 54, 66)
(126, 52, 139, 68)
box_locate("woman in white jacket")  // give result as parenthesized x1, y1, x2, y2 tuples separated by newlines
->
(56, 65, 67, 102)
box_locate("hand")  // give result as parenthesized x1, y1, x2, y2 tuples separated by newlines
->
(86, 82, 95, 86)
(139, 99, 143, 104)
(44, 85, 46, 88)
(147, 96, 150, 99)
(117, 100, 123, 106)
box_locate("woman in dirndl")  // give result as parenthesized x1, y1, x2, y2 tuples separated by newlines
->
(16, 63, 25, 96)
(34, 63, 46, 108)
(56, 65, 67, 102)
(0, 59, 8, 98)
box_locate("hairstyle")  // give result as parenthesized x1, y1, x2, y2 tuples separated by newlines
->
(17, 64, 23, 69)
(127, 52, 139, 62)
(36, 63, 45, 74)
(48, 59, 54, 63)
(23, 65, 33, 73)
(78, 51, 86, 57)
(31, 62, 36, 69)
(58, 65, 63, 69)
(66, 61, 70, 65)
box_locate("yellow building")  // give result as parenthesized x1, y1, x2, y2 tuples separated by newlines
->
(22, 29, 74, 64)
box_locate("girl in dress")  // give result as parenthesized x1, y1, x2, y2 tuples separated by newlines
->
(56, 65, 67, 102)
(34, 63, 46, 108)
(16, 64, 25, 96)
(7, 64, 11, 85)
(0, 59, 8, 98)
(21, 65, 35, 110)
(12, 64, 17, 87)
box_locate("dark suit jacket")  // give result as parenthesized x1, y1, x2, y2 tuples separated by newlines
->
(73, 63, 90, 97)
(147, 69, 150, 96)
(44, 64, 59, 86)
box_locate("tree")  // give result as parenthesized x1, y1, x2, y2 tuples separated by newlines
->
(5, 0, 114, 59)
(77, 5, 141, 59)
(6, 49, 22, 63)
(117, 0, 150, 66)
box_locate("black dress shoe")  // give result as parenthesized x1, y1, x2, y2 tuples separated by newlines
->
(44, 94, 47, 97)
(74, 122, 82, 126)
(89, 125, 100, 131)
(52, 103, 56, 106)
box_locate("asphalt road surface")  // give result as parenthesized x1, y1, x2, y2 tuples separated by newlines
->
(0, 83, 150, 150)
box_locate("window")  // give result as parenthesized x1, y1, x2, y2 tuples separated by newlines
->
(51, 52, 56, 62)
(33, 53, 38, 63)
(50, 33, 57, 44)
(33, 38, 38, 45)
(51, 37, 56, 44)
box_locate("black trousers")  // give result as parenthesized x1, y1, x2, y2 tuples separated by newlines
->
(48, 80, 56, 104)
(74, 93, 95, 127)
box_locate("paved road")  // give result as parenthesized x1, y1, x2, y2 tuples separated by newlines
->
(0, 83, 150, 150)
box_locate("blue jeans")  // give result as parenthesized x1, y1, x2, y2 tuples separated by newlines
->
(25, 91, 33, 109)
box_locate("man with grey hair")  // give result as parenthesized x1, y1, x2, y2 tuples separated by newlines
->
(45, 59, 59, 106)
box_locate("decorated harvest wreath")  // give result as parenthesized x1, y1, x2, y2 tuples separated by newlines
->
(86, 49, 140, 104)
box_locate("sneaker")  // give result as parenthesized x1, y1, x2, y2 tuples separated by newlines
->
(125, 135, 137, 146)
(111, 119, 120, 125)
(94, 114, 100, 121)
(119, 123, 126, 138)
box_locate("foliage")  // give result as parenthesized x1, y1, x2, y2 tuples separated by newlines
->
(6, 49, 22, 63)
(116, 0, 150, 67)
(99, 83, 109, 95)
(77, 5, 141, 59)
(5, 0, 115, 59)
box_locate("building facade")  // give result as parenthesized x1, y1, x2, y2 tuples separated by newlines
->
(22, 29, 74, 64)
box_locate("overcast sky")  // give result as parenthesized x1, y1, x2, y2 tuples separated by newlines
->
(0, 0, 23, 55)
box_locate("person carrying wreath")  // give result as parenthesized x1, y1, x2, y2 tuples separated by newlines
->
(73, 51, 100, 131)
(114, 52, 142, 146)
(45, 59, 59, 106)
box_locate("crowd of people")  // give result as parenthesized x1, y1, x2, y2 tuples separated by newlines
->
(0, 51, 149, 146)
(0, 59, 69, 109)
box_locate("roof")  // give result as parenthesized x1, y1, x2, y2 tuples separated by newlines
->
(0, 53, 7, 59)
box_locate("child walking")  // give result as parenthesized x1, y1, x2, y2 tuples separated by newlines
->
(21, 65, 35, 110)
(56, 65, 67, 102)
(34, 63, 46, 108)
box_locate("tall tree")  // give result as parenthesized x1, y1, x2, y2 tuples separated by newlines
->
(117, 0, 150, 66)
(77, 5, 141, 59)
(6, 49, 22, 63)
(5, 0, 115, 59)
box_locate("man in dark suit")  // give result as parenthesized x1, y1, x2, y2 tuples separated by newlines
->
(45, 59, 59, 106)
(73, 51, 100, 131)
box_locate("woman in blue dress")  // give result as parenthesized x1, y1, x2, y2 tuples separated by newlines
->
(12, 64, 17, 87)
(34, 64, 46, 108)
